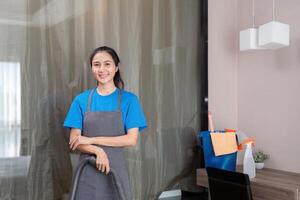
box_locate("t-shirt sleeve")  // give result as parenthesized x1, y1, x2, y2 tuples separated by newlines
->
(63, 96, 84, 130)
(125, 95, 147, 133)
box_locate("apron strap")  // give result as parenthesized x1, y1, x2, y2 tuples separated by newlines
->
(117, 89, 122, 112)
(86, 88, 95, 113)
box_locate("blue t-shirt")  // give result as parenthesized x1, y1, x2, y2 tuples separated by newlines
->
(63, 88, 147, 133)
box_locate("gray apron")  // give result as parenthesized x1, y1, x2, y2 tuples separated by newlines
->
(75, 88, 132, 200)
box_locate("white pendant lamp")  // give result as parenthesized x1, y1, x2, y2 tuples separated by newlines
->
(258, 0, 290, 49)
(240, 28, 264, 51)
(240, 0, 264, 51)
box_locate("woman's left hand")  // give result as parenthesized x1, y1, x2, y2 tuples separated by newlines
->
(69, 135, 93, 150)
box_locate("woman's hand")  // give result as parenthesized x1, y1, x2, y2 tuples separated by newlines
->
(69, 135, 93, 150)
(95, 148, 110, 174)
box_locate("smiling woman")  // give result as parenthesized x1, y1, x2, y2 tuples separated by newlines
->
(1, 0, 204, 199)
(90, 46, 124, 90)
(63, 46, 147, 200)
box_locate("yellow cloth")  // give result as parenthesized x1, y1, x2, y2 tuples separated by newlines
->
(210, 132, 238, 156)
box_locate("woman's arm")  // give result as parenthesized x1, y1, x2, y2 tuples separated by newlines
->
(91, 128, 139, 147)
(69, 128, 139, 149)
(69, 128, 101, 154)
(69, 128, 110, 173)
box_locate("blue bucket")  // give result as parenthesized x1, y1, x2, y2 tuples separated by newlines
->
(198, 131, 237, 171)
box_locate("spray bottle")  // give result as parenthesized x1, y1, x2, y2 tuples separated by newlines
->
(243, 141, 256, 178)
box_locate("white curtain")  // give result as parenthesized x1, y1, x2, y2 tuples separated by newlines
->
(0, 1, 28, 198)
(1, 0, 204, 199)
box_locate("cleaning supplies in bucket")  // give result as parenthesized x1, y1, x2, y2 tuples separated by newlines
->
(198, 112, 257, 173)
(199, 130, 238, 171)
(198, 112, 238, 171)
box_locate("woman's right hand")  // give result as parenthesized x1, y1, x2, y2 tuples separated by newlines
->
(95, 148, 110, 174)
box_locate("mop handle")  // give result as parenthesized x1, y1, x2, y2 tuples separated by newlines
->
(69, 156, 127, 200)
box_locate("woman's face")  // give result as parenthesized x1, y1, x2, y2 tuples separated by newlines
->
(91, 51, 118, 86)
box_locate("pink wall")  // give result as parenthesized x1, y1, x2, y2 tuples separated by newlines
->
(209, 0, 300, 173)
(208, 0, 238, 130)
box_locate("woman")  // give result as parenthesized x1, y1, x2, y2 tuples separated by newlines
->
(63, 46, 147, 200)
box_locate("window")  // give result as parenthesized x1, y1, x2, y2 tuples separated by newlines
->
(0, 61, 21, 157)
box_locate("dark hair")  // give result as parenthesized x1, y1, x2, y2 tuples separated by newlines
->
(90, 46, 124, 89)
